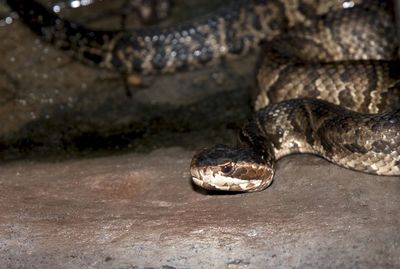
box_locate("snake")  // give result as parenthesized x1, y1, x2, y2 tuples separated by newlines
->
(7, 0, 374, 74)
(6, 0, 400, 192)
(191, 1, 400, 192)
(124, 0, 173, 25)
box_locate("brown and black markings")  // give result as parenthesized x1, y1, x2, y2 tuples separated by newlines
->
(6, 0, 374, 75)
(191, 2, 400, 192)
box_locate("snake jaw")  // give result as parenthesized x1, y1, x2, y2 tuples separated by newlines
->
(191, 165, 274, 192)
(191, 167, 264, 191)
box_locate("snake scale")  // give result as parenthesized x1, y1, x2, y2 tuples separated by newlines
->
(7, 0, 400, 192)
(7, 0, 374, 74)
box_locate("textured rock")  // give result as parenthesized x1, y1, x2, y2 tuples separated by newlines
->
(0, 149, 399, 268)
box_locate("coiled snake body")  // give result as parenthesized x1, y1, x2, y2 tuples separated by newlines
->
(7, 0, 400, 192)
(191, 1, 400, 192)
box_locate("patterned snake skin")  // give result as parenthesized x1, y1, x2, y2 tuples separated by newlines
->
(191, 1, 400, 192)
(6, 0, 400, 192)
(129, 0, 172, 24)
(7, 0, 368, 74)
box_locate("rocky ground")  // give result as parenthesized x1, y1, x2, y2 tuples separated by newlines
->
(1, 150, 399, 268)
(0, 1, 399, 268)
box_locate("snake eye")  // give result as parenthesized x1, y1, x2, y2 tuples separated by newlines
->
(221, 164, 233, 174)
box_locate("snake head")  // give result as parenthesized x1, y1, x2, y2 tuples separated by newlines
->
(190, 144, 274, 192)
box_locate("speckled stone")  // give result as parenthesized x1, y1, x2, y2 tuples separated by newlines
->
(0, 148, 399, 268)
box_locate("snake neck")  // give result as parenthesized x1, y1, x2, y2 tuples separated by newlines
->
(243, 99, 343, 161)
(242, 99, 340, 160)
(243, 98, 400, 176)
(238, 118, 277, 169)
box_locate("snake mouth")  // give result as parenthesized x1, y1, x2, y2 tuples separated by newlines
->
(191, 167, 263, 192)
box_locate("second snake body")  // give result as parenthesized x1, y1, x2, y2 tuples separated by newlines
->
(7, 0, 380, 74)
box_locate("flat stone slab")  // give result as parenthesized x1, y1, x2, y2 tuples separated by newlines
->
(1, 148, 399, 268)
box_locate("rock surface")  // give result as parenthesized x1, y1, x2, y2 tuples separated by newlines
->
(0, 149, 399, 268)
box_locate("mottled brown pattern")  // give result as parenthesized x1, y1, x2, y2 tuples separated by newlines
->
(256, 61, 400, 113)
(191, 1, 400, 192)
(7, 0, 370, 75)
(254, 98, 400, 174)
